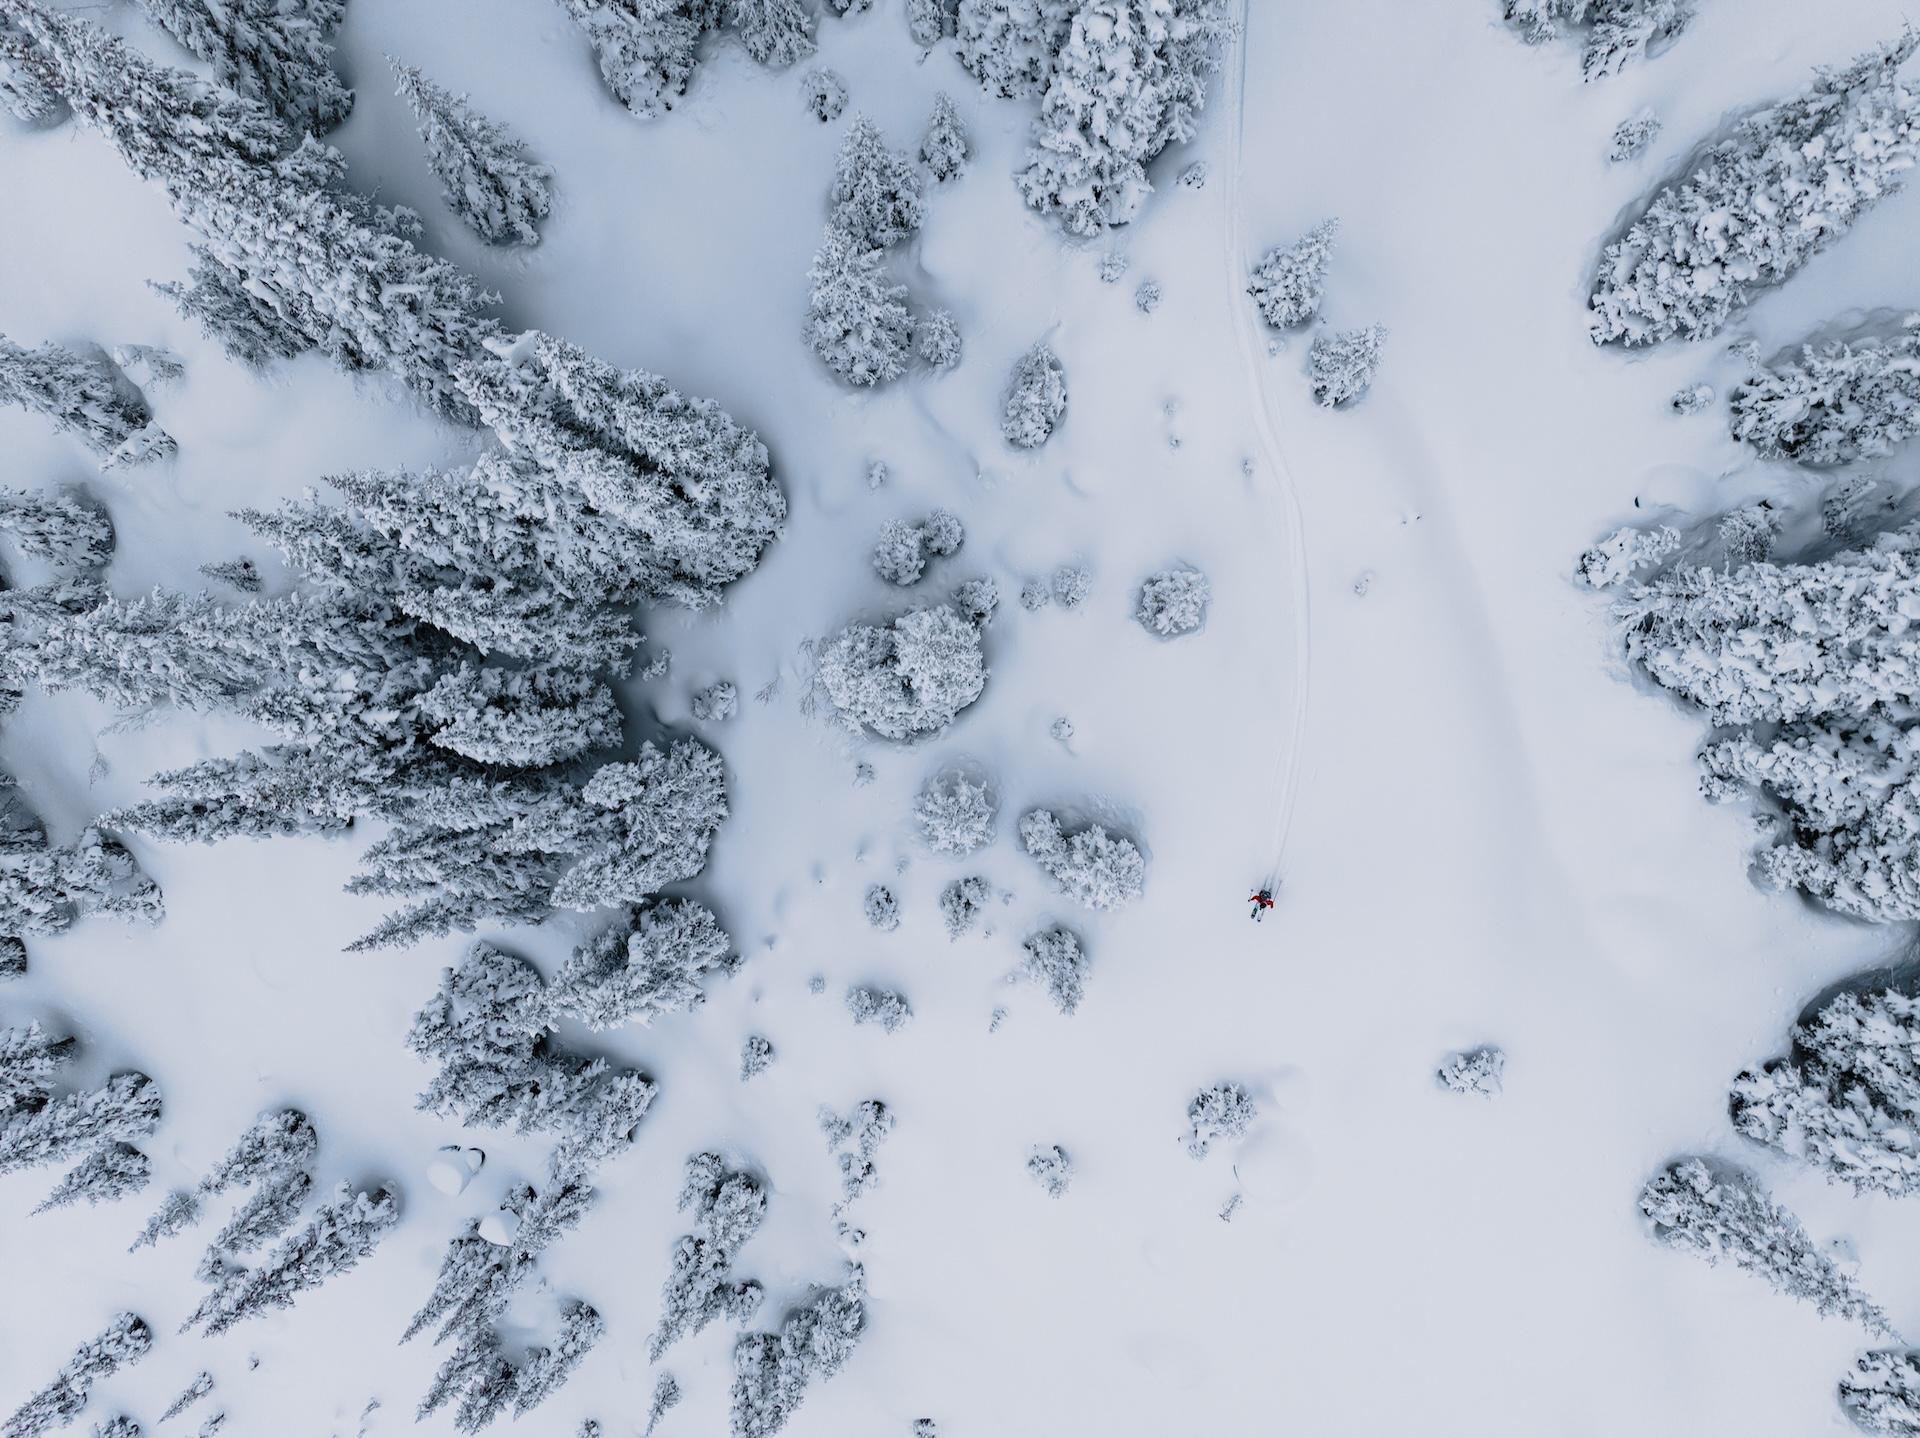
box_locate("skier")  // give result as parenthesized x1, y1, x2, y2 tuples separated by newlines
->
(1248, 887, 1275, 922)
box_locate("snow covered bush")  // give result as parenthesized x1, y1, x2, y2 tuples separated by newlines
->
(863, 883, 900, 931)
(919, 92, 969, 180)
(132, 0, 352, 133)
(1718, 503, 1779, 565)
(1021, 925, 1087, 1013)
(1669, 382, 1714, 416)
(693, 680, 739, 723)
(1609, 109, 1661, 160)
(1247, 220, 1337, 329)
(1436, 1046, 1505, 1097)
(3, 1312, 150, 1438)
(550, 900, 735, 1031)
(817, 605, 988, 739)
(0, 336, 172, 467)
(1135, 565, 1209, 637)
(917, 308, 962, 369)
(1026, 1144, 1071, 1196)
(1730, 322, 1920, 465)
(952, 575, 998, 626)
(1015, 0, 1233, 235)
(0, 824, 163, 938)
(1841, 1351, 1920, 1436)
(1002, 342, 1067, 447)
(914, 768, 996, 853)
(805, 227, 913, 387)
(1019, 809, 1144, 909)
(1501, 0, 1694, 81)
(846, 985, 911, 1032)
(1731, 986, 1920, 1194)
(1184, 1082, 1256, 1159)
(1134, 280, 1161, 314)
(1309, 324, 1385, 407)
(1639, 1157, 1892, 1333)
(729, 1268, 866, 1438)
(873, 511, 964, 586)
(832, 116, 925, 250)
(651, 1152, 767, 1359)
(391, 59, 552, 247)
(1574, 524, 1680, 588)
(955, 0, 1071, 98)
(801, 66, 847, 122)
(740, 1035, 774, 1080)
(1052, 564, 1091, 607)
(938, 875, 989, 937)
(1020, 578, 1050, 611)
(908, 0, 958, 46)
(1589, 32, 1920, 345)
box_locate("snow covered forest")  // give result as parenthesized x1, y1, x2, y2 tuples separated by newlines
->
(8, 0, 1920, 1434)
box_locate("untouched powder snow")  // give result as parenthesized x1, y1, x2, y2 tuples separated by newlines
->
(4, 2, 1920, 1435)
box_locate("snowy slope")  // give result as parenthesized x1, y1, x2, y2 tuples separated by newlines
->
(4, 1, 1919, 1435)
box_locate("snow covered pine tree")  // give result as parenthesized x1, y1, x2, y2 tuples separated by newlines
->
(391, 59, 553, 246)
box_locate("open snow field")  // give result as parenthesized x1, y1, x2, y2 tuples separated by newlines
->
(6, 1, 1920, 1433)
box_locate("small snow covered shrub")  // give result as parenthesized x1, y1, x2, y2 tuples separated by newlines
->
(1841, 1351, 1920, 1436)
(873, 511, 965, 586)
(199, 557, 260, 592)
(1589, 33, 1920, 345)
(846, 986, 911, 1032)
(1572, 523, 1679, 589)
(1309, 325, 1385, 407)
(693, 681, 739, 723)
(1639, 1157, 1892, 1333)
(740, 1035, 773, 1080)
(1098, 251, 1129, 283)
(1717, 503, 1778, 565)
(1019, 809, 1144, 910)
(1247, 220, 1337, 329)
(1021, 926, 1087, 1014)
(1019, 578, 1050, 611)
(550, 899, 735, 1031)
(917, 308, 962, 369)
(1135, 566, 1209, 637)
(1670, 383, 1714, 416)
(1001, 343, 1067, 448)
(919, 92, 969, 181)
(1026, 1144, 1071, 1196)
(1609, 109, 1661, 160)
(1730, 987, 1920, 1196)
(952, 575, 998, 626)
(1502, 0, 1694, 81)
(1134, 280, 1161, 314)
(863, 884, 900, 931)
(1731, 323, 1920, 465)
(818, 605, 987, 740)
(1436, 1046, 1505, 1097)
(938, 875, 989, 937)
(1184, 1082, 1256, 1159)
(801, 66, 847, 122)
(914, 769, 996, 854)
(1051, 564, 1091, 608)
(806, 227, 912, 387)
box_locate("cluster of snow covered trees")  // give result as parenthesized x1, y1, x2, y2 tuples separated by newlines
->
(1589, 32, 1920, 345)
(1019, 808, 1144, 909)
(650, 1152, 767, 1358)
(401, 941, 664, 1425)
(1500, 0, 1694, 81)
(817, 602, 988, 739)
(554, 0, 821, 118)
(0, 335, 174, 469)
(1730, 318, 1920, 467)
(0, 1017, 160, 1215)
(1616, 520, 1920, 921)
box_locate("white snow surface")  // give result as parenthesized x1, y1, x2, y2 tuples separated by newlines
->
(4, 2, 1919, 1435)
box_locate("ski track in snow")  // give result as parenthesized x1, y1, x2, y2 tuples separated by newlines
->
(1224, 0, 1312, 888)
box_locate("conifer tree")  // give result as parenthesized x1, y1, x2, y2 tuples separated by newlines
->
(1246, 220, 1337, 329)
(187, 1182, 399, 1336)
(0, 16, 61, 122)
(157, 1373, 213, 1425)
(1001, 342, 1066, 447)
(0, 1072, 161, 1176)
(4, 1313, 151, 1438)
(817, 604, 987, 739)
(728, 0, 814, 67)
(1591, 32, 1920, 345)
(0, 488, 114, 570)
(550, 899, 735, 1031)
(0, 1021, 74, 1115)
(804, 227, 913, 388)
(1640, 1157, 1892, 1333)
(149, 249, 312, 370)
(0, 336, 173, 468)
(1842, 1350, 1920, 1436)
(831, 116, 925, 251)
(729, 1270, 866, 1438)
(918, 92, 969, 181)
(130, 0, 351, 135)
(651, 1153, 767, 1359)
(390, 60, 553, 247)
(34, 1142, 152, 1214)
(511, 1300, 605, 1416)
